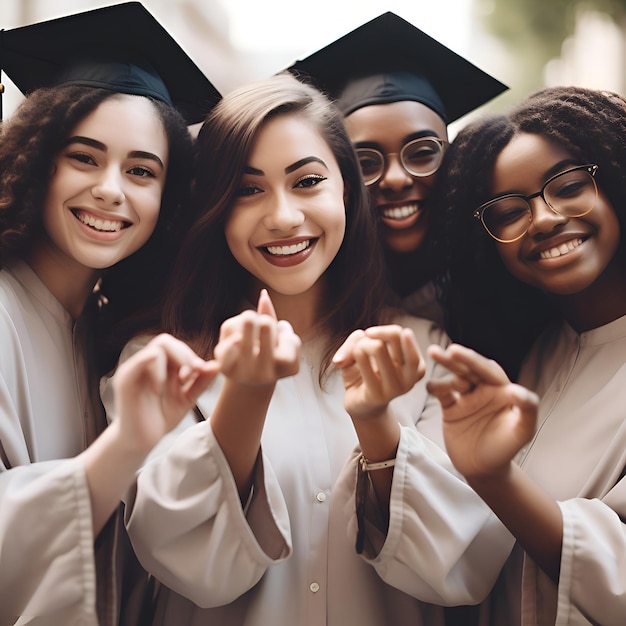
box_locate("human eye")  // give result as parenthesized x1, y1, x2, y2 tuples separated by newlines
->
(356, 149, 382, 180)
(547, 169, 592, 200)
(66, 151, 96, 166)
(405, 144, 438, 162)
(236, 183, 263, 197)
(403, 138, 443, 168)
(485, 197, 529, 227)
(127, 165, 156, 178)
(294, 174, 326, 189)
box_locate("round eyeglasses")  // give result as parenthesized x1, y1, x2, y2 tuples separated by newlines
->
(473, 164, 599, 243)
(355, 137, 447, 186)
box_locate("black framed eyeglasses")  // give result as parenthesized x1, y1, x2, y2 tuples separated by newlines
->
(473, 164, 599, 243)
(355, 137, 447, 186)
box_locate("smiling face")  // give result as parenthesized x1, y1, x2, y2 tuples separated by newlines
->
(344, 99, 447, 254)
(224, 112, 346, 301)
(39, 94, 168, 280)
(493, 132, 622, 297)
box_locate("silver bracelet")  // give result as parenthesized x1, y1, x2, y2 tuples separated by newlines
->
(359, 455, 396, 472)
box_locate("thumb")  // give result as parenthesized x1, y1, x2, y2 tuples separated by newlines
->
(510, 384, 539, 419)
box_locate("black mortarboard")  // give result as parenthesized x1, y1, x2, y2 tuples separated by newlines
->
(288, 12, 507, 124)
(0, 1, 221, 124)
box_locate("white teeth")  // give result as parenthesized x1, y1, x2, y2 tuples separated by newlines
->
(382, 204, 419, 219)
(266, 240, 311, 256)
(76, 211, 124, 232)
(539, 238, 583, 259)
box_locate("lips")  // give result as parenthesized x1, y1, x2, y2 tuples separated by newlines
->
(265, 239, 311, 256)
(529, 235, 588, 261)
(380, 203, 419, 220)
(259, 237, 317, 267)
(378, 202, 423, 231)
(72, 209, 129, 232)
(538, 238, 583, 260)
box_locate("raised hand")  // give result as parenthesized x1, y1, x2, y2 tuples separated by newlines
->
(333, 324, 426, 421)
(426, 343, 539, 481)
(84, 333, 219, 534)
(112, 333, 219, 455)
(213, 289, 301, 387)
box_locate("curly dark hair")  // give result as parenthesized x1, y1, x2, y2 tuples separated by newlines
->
(162, 73, 389, 381)
(0, 84, 195, 374)
(431, 86, 626, 378)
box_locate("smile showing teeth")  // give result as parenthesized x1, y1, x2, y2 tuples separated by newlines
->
(266, 240, 311, 256)
(382, 204, 419, 220)
(75, 210, 126, 232)
(539, 238, 583, 260)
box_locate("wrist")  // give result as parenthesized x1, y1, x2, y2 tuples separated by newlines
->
(360, 455, 396, 471)
(222, 378, 276, 397)
(465, 463, 516, 493)
(354, 415, 400, 464)
(347, 401, 392, 423)
(106, 418, 154, 460)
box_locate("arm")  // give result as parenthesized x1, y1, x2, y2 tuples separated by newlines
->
(82, 333, 219, 535)
(210, 289, 300, 501)
(331, 322, 515, 606)
(333, 325, 424, 515)
(426, 343, 562, 581)
(120, 291, 300, 607)
(554, 479, 626, 625)
(0, 330, 216, 624)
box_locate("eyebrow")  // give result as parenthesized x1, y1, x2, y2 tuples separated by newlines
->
(354, 130, 442, 150)
(491, 158, 581, 198)
(543, 159, 579, 181)
(64, 136, 165, 169)
(243, 156, 329, 176)
(129, 150, 165, 169)
(285, 156, 327, 174)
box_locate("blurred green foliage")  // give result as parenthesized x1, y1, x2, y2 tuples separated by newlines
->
(484, 0, 626, 95)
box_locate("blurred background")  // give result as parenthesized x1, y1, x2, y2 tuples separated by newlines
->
(2, 0, 625, 136)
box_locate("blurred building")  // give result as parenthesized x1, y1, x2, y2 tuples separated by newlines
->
(545, 7, 625, 94)
(0, 0, 289, 119)
(1, 0, 624, 123)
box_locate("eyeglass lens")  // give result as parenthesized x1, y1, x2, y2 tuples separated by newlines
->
(356, 138, 445, 185)
(481, 167, 598, 242)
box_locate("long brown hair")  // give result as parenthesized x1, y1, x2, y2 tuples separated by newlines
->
(163, 73, 388, 379)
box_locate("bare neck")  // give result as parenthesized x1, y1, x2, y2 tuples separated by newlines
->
(553, 263, 626, 333)
(27, 243, 99, 320)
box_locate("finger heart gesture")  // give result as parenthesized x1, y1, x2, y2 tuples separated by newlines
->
(214, 289, 301, 387)
(333, 324, 425, 421)
(426, 343, 539, 479)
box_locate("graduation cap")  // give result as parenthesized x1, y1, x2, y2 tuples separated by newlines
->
(0, 1, 221, 124)
(287, 12, 507, 124)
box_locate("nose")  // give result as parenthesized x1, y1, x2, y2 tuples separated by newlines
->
(527, 195, 568, 236)
(263, 191, 305, 232)
(377, 154, 414, 193)
(91, 167, 125, 206)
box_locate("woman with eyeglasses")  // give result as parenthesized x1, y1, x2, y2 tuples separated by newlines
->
(419, 85, 626, 624)
(288, 12, 506, 324)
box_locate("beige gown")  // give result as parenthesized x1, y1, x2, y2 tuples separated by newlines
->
(103, 313, 488, 626)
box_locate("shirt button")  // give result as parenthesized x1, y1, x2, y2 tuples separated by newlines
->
(316, 492, 327, 502)
(309, 582, 320, 593)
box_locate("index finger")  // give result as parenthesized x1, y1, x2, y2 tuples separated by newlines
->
(148, 333, 208, 371)
(428, 343, 509, 386)
(332, 329, 366, 366)
(257, 288, 277, 320)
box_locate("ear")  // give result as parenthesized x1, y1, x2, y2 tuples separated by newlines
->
(343, 180, 351, 208)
